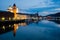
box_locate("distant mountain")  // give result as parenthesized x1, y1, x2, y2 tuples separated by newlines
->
(46, 12, 60, 24)
(47, 12, 60, 17)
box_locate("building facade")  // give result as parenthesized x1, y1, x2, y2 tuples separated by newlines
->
(0, 11, 14, 21)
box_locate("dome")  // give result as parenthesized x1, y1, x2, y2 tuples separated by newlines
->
(13, 4, 16, 6)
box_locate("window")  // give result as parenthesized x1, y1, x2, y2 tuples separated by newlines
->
(13, 18, 15, 20)
(2, 17, 5, 21)
(9, 17, 11, 20)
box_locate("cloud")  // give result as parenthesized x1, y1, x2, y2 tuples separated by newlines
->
(32, 0, 55, 8)
(57, 24, 60, 27)
(39, 11, 56, 16)
(58, 25, 60, 27)
(17, 0, 56, 9)
(48, 8, 60, 13)
(19, 0, 60, 14)
(55, 8, 60, 10)
(39, 12, 49, 16)
(41, 20, 50, 23)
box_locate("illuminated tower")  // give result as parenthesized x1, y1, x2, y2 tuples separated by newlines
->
(13, 24, 18, 37)
(7, 4, 19, 19)
(12, 4, 17, 19)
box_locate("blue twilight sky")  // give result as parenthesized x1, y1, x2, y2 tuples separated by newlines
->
(0, 0, 60, 16)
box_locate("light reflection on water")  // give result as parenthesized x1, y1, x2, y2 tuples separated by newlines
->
(0, 20, 60, 40)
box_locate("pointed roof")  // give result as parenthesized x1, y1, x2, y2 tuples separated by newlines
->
(13, 4, 16, 6)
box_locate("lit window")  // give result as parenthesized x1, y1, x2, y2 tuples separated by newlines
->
(13, 18, 15, 20)
(9, 17, 11, 20)
(17, 17, 20, 19)
(2, 17, 5, 21)
(2, 26, 5, 30)
(9, 25, 11, 27)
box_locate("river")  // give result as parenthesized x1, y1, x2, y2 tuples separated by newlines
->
(0, 20, 60, 40)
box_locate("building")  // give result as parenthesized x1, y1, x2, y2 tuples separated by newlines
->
(7, 4, 39, 20)
(0, 11, 14, 21)
(0, 4, 40, 37)
(7, 4, 18, 19)
(7, 4, 28, 20)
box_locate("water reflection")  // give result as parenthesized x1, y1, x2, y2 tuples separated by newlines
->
(13, 24, 18, 37)
(49, 20, 60, 24)
(0, 20, 60, 37)
(0, 24, 13, 34)
(0, 22, 30, 37)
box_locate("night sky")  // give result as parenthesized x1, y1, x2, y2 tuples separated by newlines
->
(0, 0, 60, 16)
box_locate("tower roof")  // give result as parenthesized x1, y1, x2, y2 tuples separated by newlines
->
(13, 4, 16, 6)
